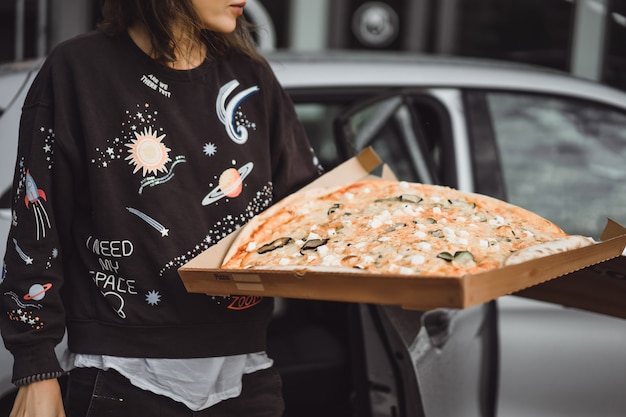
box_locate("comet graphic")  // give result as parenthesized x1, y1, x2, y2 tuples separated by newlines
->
(24, 171, 51, 240)
(13, 239, 33, 265)
(126, 207, 169, 237)
(216, 80, 259, 144)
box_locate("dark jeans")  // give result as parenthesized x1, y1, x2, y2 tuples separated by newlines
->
(64, 366, 285, 417)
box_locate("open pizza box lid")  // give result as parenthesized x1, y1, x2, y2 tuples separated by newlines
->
(178, 147, 626, 317)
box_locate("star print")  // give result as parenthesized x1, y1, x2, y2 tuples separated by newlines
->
(203, 143, 217, 156)
(145, 290, 162, 306)
(43, 144, 52, 153)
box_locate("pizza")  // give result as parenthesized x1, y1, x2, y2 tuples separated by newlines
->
(221, 180, 594, 276)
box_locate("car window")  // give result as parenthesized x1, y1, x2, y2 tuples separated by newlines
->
(486, 92, 626, 238)
(341, 96, 425, 182)
(293, 103, 343, 170)
(293, 92, 454, 186)
(340, 94, 454, 184)
(295, 98, 424, 178)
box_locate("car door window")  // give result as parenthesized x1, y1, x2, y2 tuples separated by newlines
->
(293, 103, 344, 170)
(334, 93, 454, 185)
(292, 91, 455, 186)
(486, 92, 626, 238)
(341, 95, 429, 182)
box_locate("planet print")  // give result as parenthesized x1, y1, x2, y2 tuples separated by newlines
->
(219, 168, 243, 197)
(24, 283, 53, 301)
(202, 162, 254, 206)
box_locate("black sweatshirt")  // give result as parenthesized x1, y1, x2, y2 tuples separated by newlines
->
(0, 31, 322, 384)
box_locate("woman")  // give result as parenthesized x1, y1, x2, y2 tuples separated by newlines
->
(0, 1, 322, 416)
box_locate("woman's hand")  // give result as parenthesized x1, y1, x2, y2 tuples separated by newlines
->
(10, 379, 65, 417)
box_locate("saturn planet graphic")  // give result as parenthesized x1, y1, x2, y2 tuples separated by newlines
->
(220, 168, 244, 197)
(24, 283, 53, 301)
(202, 162, 253, 206)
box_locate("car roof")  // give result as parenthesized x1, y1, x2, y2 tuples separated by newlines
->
(265, 50, 626, 110)
(3, 51, 626, 112)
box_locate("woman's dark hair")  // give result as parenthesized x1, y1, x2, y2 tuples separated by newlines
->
(98, 0, 264, 65)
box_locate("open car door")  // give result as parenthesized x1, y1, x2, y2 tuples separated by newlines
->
(333, 90, 500, 417)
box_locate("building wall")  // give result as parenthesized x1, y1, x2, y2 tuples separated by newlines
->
(1, 0, 625, 92)
(0, 0, 96, 62)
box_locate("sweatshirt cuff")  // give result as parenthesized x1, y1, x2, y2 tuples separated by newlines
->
(11, 342, 64, 385)
(13, 371, 65, 387)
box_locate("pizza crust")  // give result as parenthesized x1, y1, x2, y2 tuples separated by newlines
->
(504, 235, 596, 266)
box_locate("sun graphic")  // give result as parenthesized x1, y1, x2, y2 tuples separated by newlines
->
(125, 127, 171, 176)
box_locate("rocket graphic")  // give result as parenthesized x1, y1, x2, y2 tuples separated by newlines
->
(23, 170, 51, 240)
(24, 171, 47, 208)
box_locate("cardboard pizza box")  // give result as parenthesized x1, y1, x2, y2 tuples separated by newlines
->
(178, 148, 626, 315)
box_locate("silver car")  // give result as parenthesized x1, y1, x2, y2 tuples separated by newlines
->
(2, 51, 626, 417)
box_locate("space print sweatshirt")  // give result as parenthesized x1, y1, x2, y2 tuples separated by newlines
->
(0, 31, 322, 384)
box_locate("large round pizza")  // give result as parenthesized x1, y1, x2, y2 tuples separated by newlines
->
(221, 180, 594, 276)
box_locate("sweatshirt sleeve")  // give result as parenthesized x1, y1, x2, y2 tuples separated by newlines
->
(0, 60, 68, 385)
(261, 63, 324, 200)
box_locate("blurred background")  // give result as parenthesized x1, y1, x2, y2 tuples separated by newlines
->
(1, 0, 625, 92)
